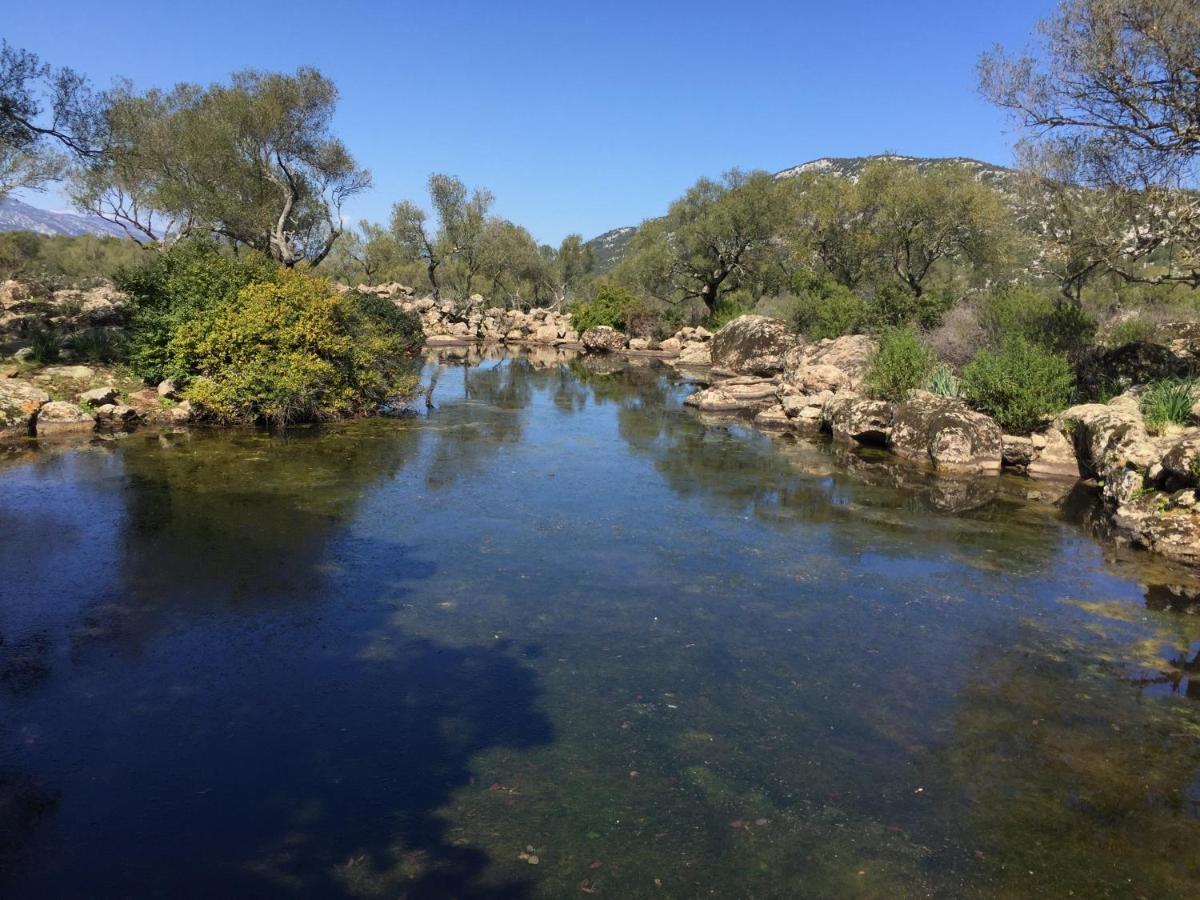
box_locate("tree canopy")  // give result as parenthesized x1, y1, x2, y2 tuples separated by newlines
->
(74, 68, 370, 266)
(0, 41, 105, 199)
(980, 0, 1200, 288)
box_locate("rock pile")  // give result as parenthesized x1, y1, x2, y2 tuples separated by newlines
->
(396, 296, 580, 345)
(0, 280, 127, 341)
(682, 314, 1200, 564)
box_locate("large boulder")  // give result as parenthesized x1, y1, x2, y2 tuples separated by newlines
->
(80, 386, 119, 407)
(1160, 434, 1200, 488)
(1111, 492, 1200, 566)
(673, 343, 712, 367)
(889, 392, 1003, 472)
(780, 335, 876, 393)
(35, 400, 94, 435)
(708, 316, 798, 376)
(582, 326, 627, 353)
(94, 403, 139, 430)
(76, 286, 127, 326)
(825, 396, 893, 445)
(0, 379, 50, 435)
(1026, 428, 1081, 479)
(533, 324, 560, 344)
(1055, 398, 1158, 478)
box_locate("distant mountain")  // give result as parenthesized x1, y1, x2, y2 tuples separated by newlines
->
(0, 197, 129, 239)
(773, 154, 1019, 189)
(584, 226, 637, 273)
(585, 155, 1022, 272)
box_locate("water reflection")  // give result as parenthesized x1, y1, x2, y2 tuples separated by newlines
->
(2, 349, 1200, 897)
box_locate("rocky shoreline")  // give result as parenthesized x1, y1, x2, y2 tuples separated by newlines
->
(5, 276, 1200, 568)
(628, 314, 1200, 567)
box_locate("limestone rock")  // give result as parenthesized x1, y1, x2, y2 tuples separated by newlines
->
(36, 365, 94, 381)
(683, 376, 779, 412)
(1055, 400, 1158, 477)
(1111, 493, 1200, 566)
(889, 393, 1003, 472)
(35, 400, 94, 435)
(166, 400, 193, 424)
(582, 326, 627, 353)
(673, 343, 712, 367)
(1001, 435, 1036, 470)
(0, 379, 49, 435)
(80, 386, 119, 407)
(1026, 428, 1080, 479)
(825, 396, 893, 445)
(781, 335, 876, 393)
(708, 316, 798, 376)
(94, 403, 139, 430)
(1160, 434, 1200, 487)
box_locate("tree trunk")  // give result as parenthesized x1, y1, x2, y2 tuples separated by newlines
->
(427, 259, 440, 300)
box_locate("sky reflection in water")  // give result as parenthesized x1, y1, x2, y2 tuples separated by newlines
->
(1, 346, 1199, 898)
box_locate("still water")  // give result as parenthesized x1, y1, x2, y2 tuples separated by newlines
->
(2, 347, 1199, 898)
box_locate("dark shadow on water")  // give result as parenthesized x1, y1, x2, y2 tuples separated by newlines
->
(0, 423, 555, 899)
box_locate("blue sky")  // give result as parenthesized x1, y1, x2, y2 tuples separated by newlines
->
(6, 0, 1053, 245)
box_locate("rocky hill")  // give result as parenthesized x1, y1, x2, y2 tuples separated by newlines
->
(0, 197, 129, 239)
(585, 155, 1022, 273)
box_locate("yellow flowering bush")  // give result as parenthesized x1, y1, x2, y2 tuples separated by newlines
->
(169, 269, 420, 424)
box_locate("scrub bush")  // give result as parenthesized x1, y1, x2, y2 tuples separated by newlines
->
(864, 326, 935, 400)
(791, 278, 868, 339)
(114, 239, 275, 383)
(962, 336, 1075, 433)
(169, 270, 420, 425)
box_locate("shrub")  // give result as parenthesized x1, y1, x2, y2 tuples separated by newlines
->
(978, 286, 1096, 356)
(962, 336, 1075, 433)
(792, 278, 868, 339)
(1103, 316, 1155, 347)
(114, 239, 276, 383)
(169, 270, 420, 425)
(867, 283, 955, 330)
(927, 364, 961, 398)
(1141, 378, 1197, 433)
(28, 325, 60, 364)
(864, 326, 935, 400)
(926, 303, 987, 368)
(570, 284, 641, 334)
(67, 327, 126, 363)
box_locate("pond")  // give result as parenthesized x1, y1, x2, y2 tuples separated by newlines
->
(2, 346, 1200, 898)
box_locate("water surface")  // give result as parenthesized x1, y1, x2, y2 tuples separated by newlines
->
(2, 347, 1200, 898)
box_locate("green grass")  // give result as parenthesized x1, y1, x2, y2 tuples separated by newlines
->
(1141, 378, 1197, 433)
(927, 364, 961, 398)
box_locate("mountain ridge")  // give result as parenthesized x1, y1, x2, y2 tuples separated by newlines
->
(0, 196, 129, 239)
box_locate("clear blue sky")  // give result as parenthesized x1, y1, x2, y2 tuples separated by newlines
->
(6, 0, 1053, 245)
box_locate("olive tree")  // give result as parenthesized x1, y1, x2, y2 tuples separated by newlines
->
(0, 41, 105, 198)
(980, 0, 1200, 288)
(390, 173, 494, 300)
(623, 170, 790, 315)
(75, 68, 370, 266)
(861, 160, 1014, 298)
